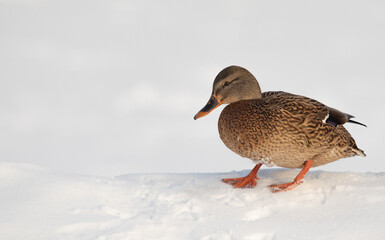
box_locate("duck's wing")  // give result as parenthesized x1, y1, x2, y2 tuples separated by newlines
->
(262, 91, 328, 116)
(262, 91, 367, 127)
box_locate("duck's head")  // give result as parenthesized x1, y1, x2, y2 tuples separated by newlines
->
(194, 65, 262, 120)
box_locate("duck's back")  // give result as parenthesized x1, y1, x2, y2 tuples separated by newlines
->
(218, 91, 363, 168)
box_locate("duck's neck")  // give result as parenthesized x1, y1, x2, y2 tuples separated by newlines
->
(245, 80, 262, 100)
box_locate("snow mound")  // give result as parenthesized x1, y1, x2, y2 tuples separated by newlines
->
(1, 162, 384, 240)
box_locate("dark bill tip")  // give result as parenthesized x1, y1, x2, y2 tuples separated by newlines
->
(194, 95, 222, 120)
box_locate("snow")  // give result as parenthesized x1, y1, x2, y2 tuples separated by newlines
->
(1, 162, 384, 240)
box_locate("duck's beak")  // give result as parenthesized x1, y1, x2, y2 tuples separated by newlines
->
(194, 95, 223, 120)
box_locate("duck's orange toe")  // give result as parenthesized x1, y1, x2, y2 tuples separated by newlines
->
(222, 175, 258, 188)
(268, 181, 302, 193)
(268, 159, 313, 193)
(221, 163, 262, 189)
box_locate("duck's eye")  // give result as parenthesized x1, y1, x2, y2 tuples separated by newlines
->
(223, 81, 230, 87)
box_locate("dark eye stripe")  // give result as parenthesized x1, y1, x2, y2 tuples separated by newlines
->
(223, 77, 239, 87)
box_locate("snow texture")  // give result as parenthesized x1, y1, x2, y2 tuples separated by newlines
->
(1, 162, 384, 240)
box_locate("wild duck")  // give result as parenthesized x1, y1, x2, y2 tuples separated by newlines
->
(194, 66, 366, 192)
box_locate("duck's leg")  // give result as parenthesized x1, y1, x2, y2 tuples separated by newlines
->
(222, 163, 262, 188)
(268, 159, 313, 193)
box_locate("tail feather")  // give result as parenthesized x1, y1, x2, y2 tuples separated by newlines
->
(347, 114, 367, 127)
(353, 148, 366, 157)
(327, 108, 367, 127)
(348, 119, 367, 127)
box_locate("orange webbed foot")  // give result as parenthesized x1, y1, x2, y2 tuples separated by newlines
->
(222, 175, 258, 188)
(268, 159, 313, 193)
(222, 164, 262, 188)
(268, 181, 302, 192)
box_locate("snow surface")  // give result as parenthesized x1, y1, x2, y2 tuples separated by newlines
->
(1, 162, 384, 240)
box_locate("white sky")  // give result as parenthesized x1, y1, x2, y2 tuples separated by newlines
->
(1, 0, 384, 176)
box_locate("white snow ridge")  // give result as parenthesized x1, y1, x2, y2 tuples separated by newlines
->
(0, 162, 385, 240)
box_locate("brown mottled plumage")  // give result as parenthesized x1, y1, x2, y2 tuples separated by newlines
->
(194, 65, 365, 192)
(219, 91, 364, 168)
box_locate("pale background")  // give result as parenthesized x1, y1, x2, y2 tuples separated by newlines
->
(1, 0, 383, 176)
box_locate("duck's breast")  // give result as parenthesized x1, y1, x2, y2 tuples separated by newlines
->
(218, 99, 282, 166)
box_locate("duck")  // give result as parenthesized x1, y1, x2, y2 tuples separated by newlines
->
(194, 65, 366, 192)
